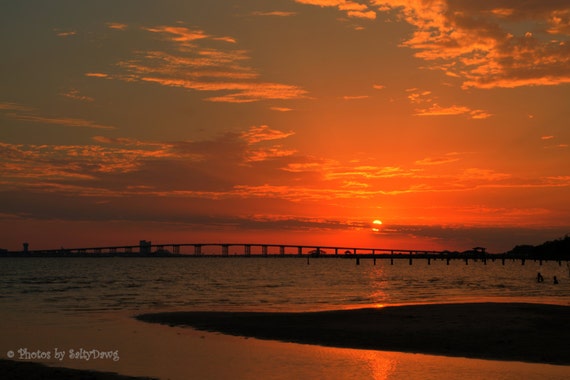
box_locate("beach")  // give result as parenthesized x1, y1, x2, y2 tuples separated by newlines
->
(137, 302, 570, 366)
(2, 258, 570, 378)
(0, 359, 157, 380)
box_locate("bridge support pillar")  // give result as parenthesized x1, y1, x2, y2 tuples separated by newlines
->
(280, 246, 285, 256)
(194, 245, 202, 256)
(262, 245, 268, 256)
(222, 245, 229, 256)
(245, 245, 251, 256)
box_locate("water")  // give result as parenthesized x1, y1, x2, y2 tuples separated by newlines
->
(1, 257, 569, 314)
(1, 257, 569, 379)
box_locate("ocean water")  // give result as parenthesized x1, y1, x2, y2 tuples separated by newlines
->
(1, 257, 569, 314)
(1, 257, 569, 379)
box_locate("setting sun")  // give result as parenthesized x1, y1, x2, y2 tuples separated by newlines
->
(372, 220, 383, 232)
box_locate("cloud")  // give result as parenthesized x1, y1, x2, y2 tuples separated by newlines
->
(92, 25, 307, 103)
(61, 89, 94, 102)
(85, 72, 109, 78)
(252, 11, 297, 17)
(54, 29, 77, 37)
(0, 102, 33, 112)
(0, 102, 114, 129)
(144, 26, 210, 43)
(374, 1, 570, 89)
(341, 95, 369, 100)
(270, 106, 294, 112)
(5, 113, 115, 130)
(415, 153, 461, 166)
(414, 104, 492, 119)
(107, 22, 128, 31)
(406, 88, 491, 119)
(240, 125, 295, 144)
(296, 0, 377, 20)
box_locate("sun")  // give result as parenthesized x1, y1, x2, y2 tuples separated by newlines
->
(372, 219, 383, 232)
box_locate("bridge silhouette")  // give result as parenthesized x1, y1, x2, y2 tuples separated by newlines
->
(5, 240, 557, 266)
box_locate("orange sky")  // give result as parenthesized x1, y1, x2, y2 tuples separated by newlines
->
(1, 1, 569, 252)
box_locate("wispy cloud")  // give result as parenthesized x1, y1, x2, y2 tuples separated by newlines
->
(0, 102, 33, 112)
(252, 11, 296, 17)
(85, 72, 109, 78)
(61, 89, 94, 102)
(296, 0, 376, 20)
(54, 29, 77, 37)
(270, 106, 294, 112)
(415, 104, 492, 119)
(341, 95, 369, 100)
(406, 88, 491, 119)
(6, 113, 115, 130)
(415, 153, 461, 166)
(107, 22, 128, 31)
(0, 102, 114, 129)
(240, 125, 295, 144)
(92, 25, 307, 103)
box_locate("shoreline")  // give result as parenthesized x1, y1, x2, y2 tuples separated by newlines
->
(136, 302, 570, 365)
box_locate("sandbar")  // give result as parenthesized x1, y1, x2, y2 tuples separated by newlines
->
(137, 302, 570, 365)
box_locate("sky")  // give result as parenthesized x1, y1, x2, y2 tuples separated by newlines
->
(1, 0, 569, 253)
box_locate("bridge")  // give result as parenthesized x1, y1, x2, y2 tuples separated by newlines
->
(3, 240, 567, 266)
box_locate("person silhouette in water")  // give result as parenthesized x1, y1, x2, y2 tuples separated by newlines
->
(553, 276, 558, 285)
(537, 272, 544, 283)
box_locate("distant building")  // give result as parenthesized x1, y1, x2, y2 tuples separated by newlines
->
(139, 240, 152, 254)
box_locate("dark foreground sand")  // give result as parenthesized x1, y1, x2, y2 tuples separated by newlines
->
(137, 303, 570, 365)
(0, 359, 157, 380)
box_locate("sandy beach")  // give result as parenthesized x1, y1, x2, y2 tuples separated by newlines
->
(136, 302, 570, 365)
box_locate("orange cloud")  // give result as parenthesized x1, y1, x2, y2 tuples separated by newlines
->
(85, 72, 109, 78)
(61, 89, 94, 102)
(375, 1, 570, 89)
(6, 113, 115, 130)
(54, 29, 77, 37)
(107, 22, 128, 31)
(94, 25, 307, 103)
(296, 0, 376, 20)
(0, 102, 33, 112)
(240, 125, 295, 144)
(415, 153, 461, 166)
(414, 104, 492, 119)
(144, 26, 210, 43)
(406, 89, 491, 119)
(342, 95, 369, 100)
(252, 11, 296, 17)
(270, 107, 294, 112)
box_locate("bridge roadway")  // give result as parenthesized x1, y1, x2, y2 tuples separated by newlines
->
(19, 242, 447, 257)
(8, 242, 560, 266)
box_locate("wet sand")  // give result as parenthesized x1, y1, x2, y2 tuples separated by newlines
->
(137, 303, 570, 365)
(0, 359, 157, 380)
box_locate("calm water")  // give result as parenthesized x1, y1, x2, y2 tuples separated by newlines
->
(1, 257, 569, 315)
(1, 257, 569, 379)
